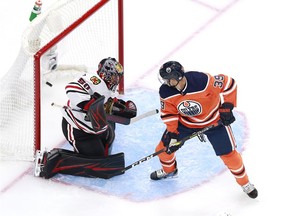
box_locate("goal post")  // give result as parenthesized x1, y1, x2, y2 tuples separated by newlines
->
(0, 0, 124, 161)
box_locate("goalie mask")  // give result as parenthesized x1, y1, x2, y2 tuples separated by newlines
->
(97, 57, 123, 92)
(158, 61, 185, 86)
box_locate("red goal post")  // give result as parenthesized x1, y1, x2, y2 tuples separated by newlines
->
(0, 0, 124, 161)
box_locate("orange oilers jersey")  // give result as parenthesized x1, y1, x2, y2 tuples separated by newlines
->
(159, 71, 237, 132)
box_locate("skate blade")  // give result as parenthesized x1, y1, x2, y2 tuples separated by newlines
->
(34, 150, 43, 177)
(150, 174, 178, 181)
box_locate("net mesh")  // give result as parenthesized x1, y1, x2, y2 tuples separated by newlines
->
(0, 0, 121, 160)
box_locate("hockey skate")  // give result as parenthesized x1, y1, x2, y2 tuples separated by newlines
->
(242, 182, 258, 199)
(34, 150, 48, 177)
(34, 149, 61, 179)
(150, 168, 178, 180)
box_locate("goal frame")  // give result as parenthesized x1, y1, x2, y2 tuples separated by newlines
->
(33, 0, 124, 153)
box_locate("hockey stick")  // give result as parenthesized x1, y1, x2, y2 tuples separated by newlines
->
(104, 122, 219, 179)
(51, 103, 84, 113)
(51, 103, 159, 125)
(107, 109, 159, 125)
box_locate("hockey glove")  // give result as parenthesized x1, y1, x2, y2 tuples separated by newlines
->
(111, 98, 137, 118)
(104, 97, 115, 114)
(219, 102, 235, 126)
(104, 97, 127, 115)
(162, 131, 182, 154)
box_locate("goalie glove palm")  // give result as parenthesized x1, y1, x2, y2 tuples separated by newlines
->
(110, 98, 137, 118)
(104, 97, 115, 114)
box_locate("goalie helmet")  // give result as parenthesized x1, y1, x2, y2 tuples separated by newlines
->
(159, 61, 185, 82)
(97, 57, 123, 92)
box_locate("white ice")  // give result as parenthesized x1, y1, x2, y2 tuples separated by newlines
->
(1, 0, 288, 215)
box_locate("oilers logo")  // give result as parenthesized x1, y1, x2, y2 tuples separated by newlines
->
(177, 100, 202, 116)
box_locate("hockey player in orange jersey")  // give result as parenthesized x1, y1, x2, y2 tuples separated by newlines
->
(150, 61, 258, 199)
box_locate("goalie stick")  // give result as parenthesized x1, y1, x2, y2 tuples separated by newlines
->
(103, 122, 220, 179)
(51, 102, 159, 125)
(107, 109, 159, 125)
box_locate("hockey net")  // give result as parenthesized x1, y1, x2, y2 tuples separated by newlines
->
(0, 0, 123, 161)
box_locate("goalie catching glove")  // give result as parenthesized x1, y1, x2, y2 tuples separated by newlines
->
(104, 97, 137, 119)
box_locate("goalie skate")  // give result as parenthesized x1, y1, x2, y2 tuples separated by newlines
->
(34, 150, 47, 177)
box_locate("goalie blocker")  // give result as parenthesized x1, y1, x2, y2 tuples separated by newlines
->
(87, 95, 109, 132)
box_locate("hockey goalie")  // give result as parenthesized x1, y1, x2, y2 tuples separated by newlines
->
(34, 57, 137, 179)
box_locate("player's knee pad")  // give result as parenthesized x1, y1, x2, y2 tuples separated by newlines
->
(220, 150, 243, 170)
(155, 141, 175, 162)
(155, 140, 165, 152)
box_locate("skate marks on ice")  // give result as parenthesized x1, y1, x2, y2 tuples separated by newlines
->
(53, 88, 249, 202)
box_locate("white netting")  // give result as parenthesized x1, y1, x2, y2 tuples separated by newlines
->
(0, 0, 121, 160)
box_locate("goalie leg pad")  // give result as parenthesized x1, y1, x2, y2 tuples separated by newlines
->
(39, 148, 125, 179)
(39, 148, 62, 179)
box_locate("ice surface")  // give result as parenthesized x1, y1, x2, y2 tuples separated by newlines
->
(1, 0, 288, 215)
(54, 89, 247, 202)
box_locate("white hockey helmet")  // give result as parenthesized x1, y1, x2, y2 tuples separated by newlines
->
(97, 57, 123, 92)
